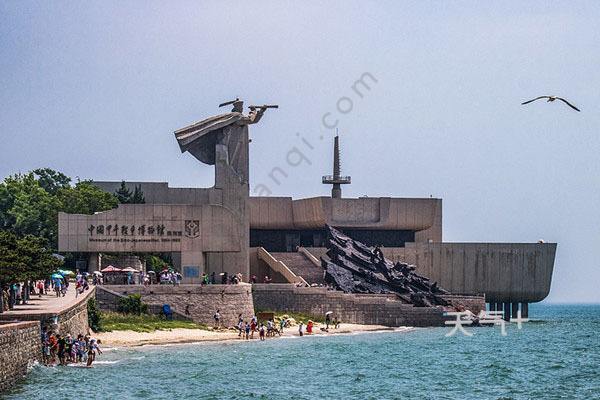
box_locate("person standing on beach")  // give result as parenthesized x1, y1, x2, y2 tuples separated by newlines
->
(334, 316, 340, 329)
(325, 313, 331, 329)
(259, 324, 265, 341)
(298, 322, 304, 337)
(237, 315, 244, 337)
(214, 310, 221, 328)
(244, 322, 250, 339)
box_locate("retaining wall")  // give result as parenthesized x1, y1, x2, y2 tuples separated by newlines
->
(95, 286, 190, 320)
(253, 284, 454, 327)
(0, 321, 40, 392)
(97, 284, 255, 327)
(0, 288, 93, 337)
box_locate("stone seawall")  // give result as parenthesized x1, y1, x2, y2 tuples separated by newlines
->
(253, 284, 452, 327)
(96, 286, 190, 320)
(441, 295, 486, 315)
(0, 321, 40, 392)
(0, 288, 93, 337)
(98, 284, 255, 327)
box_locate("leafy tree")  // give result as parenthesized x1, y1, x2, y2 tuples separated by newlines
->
(117, 294, 149, 315)
(0, 173, 57, 239)
(0, 170, 119, 248)
(33, 168, 71, 195)
(0, 231, 60, 284)
(56, 181, 118, 215)
(0, 230, 24, 284)
(87, 297, 103, 332)
(115, 180, 132, 204)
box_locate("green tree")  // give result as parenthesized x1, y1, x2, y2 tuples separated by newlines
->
(115, 181, 132, 204)
(0, 173, 57, 239)
(0, 170, 119, 248)
(0, 230, 25, 284)
(0, 231, 60, 284)
(56, 181, 119, 215)
(117, 294, 149, 315)
(131, 185, 145, 204)
(33, 168, 71, 195)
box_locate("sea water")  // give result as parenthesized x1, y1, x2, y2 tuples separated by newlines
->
(3, 304, 599, 399)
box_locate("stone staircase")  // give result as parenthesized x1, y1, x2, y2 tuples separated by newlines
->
(269, 252, 326, 284)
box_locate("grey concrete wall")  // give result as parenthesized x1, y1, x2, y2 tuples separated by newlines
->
(252, 284, 450, 327)
(0, 321, 41, 392)
(102, 284, 255, 327)
(249, 197, 442, 240)
(304, 243, 556, 304)
(384, 243, 556, 303)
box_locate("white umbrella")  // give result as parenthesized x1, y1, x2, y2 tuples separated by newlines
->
(325, 311, 333, 315)
(93, 271, 103, 276)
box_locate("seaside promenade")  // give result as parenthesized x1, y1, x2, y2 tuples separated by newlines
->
(1, 288, 84, 320)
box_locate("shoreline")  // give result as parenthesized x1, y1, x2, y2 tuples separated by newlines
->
(95, 323, 411, 347)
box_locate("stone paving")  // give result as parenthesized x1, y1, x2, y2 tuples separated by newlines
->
(1, 286, 91, 318)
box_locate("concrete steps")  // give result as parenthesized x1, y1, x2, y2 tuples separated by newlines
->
(270, 252, 326, 284)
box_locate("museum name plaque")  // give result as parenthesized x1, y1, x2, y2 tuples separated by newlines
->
(58, 204, 240, 253)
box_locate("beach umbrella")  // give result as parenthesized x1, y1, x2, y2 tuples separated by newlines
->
(101, 265, 122, 273)
(51, 273, 64, 280)
(58, 269, 74, 276)
(121, 267, 139, 273)
(285, 318, 295, 323)
(147, 271, 156, 274)
(325, 311, 333, 315)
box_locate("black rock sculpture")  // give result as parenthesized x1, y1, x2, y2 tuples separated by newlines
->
(322, 226, 450, 308)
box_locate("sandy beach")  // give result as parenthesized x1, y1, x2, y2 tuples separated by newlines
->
(95, 323, 407, 347)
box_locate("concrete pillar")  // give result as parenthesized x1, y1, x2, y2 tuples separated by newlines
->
(521, 302, 529, 318)
(511, 302, 519, 319)
(503, 302, 510, 321)
(88, 252, 101, 272)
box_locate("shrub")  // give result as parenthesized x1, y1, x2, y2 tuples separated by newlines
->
(87, 297, 103, 332)
(117, 294, 149, 315)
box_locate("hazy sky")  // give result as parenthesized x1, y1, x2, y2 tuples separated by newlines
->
(1, 1, 599, 302)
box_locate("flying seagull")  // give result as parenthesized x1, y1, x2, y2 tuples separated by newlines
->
(521, 96, 580, 112)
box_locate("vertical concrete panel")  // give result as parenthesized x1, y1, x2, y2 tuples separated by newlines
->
(428, 243, 442, 284)
(441, 245, 454, 292)
(486, 244, 499, 302)
(451, 244, 465, 294)
(511, 245, 525, 300)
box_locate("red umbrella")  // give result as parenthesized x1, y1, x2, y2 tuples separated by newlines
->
(100, 265, 122, 273)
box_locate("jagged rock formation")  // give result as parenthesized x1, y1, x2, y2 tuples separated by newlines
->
(322, 226, 451, 308)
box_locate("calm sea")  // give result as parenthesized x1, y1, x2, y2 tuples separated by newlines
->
(4, 304, 599, 400)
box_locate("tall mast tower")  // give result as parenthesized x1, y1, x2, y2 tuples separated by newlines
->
(322, 133, 351, 198)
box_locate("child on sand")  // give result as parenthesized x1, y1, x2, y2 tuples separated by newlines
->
(259, 324, 265, 341)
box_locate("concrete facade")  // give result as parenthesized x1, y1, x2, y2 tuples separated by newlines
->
(59, 108, 253, 281)
(55, 106, 556, 305)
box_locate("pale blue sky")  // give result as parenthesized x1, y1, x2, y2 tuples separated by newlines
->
(1, 1, 599, 302)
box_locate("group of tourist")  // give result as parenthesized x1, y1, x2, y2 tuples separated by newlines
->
(214, 311, 341, 340)
(158, 270, 182, 285)
(1, 274, 73, 311)
(41, 327, 103, 367)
